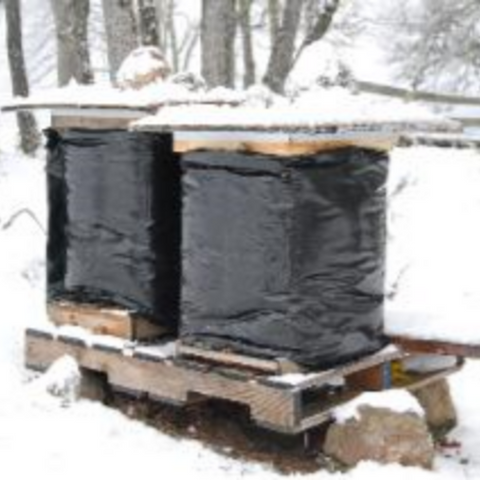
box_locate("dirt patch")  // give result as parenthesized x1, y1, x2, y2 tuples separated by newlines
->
(109, 391, 329, 474)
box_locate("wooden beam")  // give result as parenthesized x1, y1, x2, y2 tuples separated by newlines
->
(391, 336, 480, 358)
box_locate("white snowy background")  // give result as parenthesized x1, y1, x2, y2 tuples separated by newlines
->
(2, 1, 480, 479)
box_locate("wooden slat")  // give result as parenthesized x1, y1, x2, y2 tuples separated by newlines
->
(391, 337, 480, 358)
(48, 301, 167, 340)
(177, 342, 281, 373)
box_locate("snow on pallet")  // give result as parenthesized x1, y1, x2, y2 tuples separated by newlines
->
(25, 325, 463, 435)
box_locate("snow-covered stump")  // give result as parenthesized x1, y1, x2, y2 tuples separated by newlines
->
(323, 392, 435, 470)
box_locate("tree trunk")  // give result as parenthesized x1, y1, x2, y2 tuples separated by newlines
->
(155, 0, 166, 51)
(238, 0, 256, 88)
(101, 0, 138, 80)
(294, 0, 340, 64)
(263, 0, 304, 93)
(201, 0, 236, 88)
(267, 0, 280, 46)
(167, 0, 179, 72)
(50, 0, 93, 86)
(5, 0, 40, 154)
(138, 0, 159, 46)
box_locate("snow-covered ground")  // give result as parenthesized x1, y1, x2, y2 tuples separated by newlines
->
(2, 119, 480, 479)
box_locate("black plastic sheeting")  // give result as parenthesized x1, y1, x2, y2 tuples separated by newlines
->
(46, 129, 181, 330)
(180, 148, 389, 368)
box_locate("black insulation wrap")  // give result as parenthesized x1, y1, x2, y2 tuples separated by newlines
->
(45, 129, 181, 330)
(180, 148, 389, 368)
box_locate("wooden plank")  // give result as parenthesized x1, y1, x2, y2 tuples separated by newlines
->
(48, 301, 167, 341)
(174, 138, 396, 156)
(177, 342, 283, 374)
(391, 337, 480, 358)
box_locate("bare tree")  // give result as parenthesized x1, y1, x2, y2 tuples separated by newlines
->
(267, 0, 280, 47)
(138, 0, 160, 46)
(294, 0, 341, 65)
(380, 0, 480, 93)
(5, 0, 40, 154)
(263, 0, 341, 93)
(166, 0, 180, 72)
(263, 0, 304, 93)
(50, 0, 93, 86)
(102, 0, 138, 80)
(150, 0, 200, 74)
(201, 0, 236, 88)
(238, 0, 256, 88)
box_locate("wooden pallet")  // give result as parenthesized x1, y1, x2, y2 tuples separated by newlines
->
(25, 326, 462, 434)
(48, 301, 167, 341)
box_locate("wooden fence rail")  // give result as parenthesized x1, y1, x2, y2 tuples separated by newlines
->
(354, 80, 480, 108)
(354, 80, 480, 147)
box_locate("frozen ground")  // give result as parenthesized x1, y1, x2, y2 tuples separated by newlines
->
(1, 122, 480, 478)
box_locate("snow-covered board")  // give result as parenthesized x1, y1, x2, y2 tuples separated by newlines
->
(0, 84, 243, 113)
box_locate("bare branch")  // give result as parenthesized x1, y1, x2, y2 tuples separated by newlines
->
(1, 208, 46, 235)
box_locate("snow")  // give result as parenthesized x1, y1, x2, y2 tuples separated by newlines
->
(2, 81, 457, 137)
(116, 46, 170, 87)
(385, 147, 480, 343)
(30, 355, 81, 405)
(333, 390, 424, 424)
(132, 86, 455, 133)
(134, 342, 177, 360)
